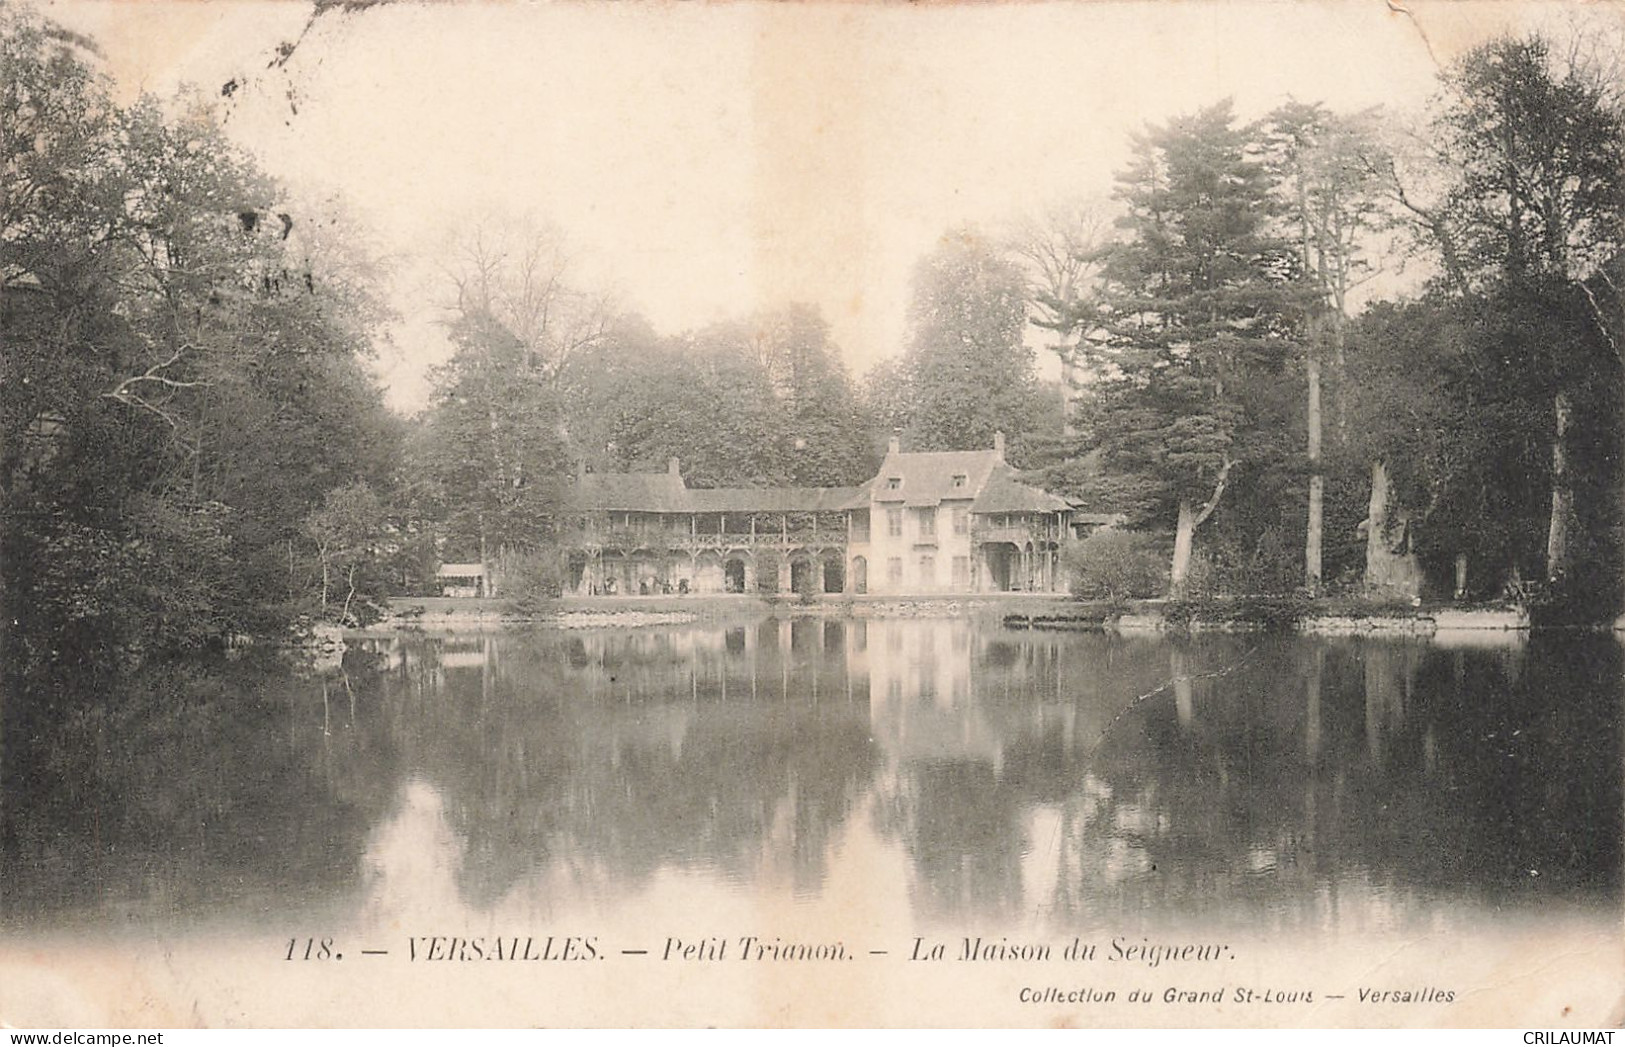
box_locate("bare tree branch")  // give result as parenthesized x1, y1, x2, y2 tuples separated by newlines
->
(103, 346, 210, 399)
(1191, 454, 1236, 529)
(1580, 275, 1623, 364)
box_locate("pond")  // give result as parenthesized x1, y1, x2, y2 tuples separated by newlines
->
(2, 617, 1619, 1026)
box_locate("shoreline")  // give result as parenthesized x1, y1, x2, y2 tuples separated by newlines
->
(330, 594, 1577, 642)
(343, 593, 1078, 638)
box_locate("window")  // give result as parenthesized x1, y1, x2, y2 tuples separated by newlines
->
(918, 507, 936, 537)
(887, 557, 904, 584)
(886, 476, 902, 491)
(887, 508, 904, 537)
(918, 553, 935, 586)
(952, 473, 967, 489)
(952, 507, 968, 535)
(952, 556, 970, 587)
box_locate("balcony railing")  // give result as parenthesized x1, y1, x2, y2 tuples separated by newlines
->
(565, 529, 851, 551)
(971, 524, 1054, 545)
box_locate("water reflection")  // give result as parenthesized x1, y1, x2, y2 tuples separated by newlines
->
(3, 620, 1618, 941)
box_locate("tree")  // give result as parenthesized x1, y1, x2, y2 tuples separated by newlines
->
(303, 481, 388, 623)
(559, 304, 874, 489)
(413, 215, 626, 577)
(562, 322, 783, 488)
(420, 310, 569, 572)
(1006, 201, 1111, 436)
(895, 229, 1041, 457)
(3, 5, 400, 669)
(1082, 101, 1308, 596)
(435, 215, 615, 387)
(1339, 302, 1466, 597)
(1395, 34, 1625, 590)
(1263, 102, 1390, 594)
(744, 304, 874, 486)
(859, 355, 913, 452)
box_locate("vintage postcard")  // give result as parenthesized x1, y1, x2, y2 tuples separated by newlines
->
(2, 0, 1622, 1029)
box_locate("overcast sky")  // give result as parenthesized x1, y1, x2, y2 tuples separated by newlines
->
(44, 0, 1615, 412)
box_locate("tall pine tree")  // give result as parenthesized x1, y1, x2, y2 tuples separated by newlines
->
(1081, 102, 1309, 596)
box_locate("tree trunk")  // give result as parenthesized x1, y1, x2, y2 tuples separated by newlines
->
(340, 563, 357, 624)
(1060, 352, 1077, 438)
(1168, 460, 1233, 599)
(1170, 499, 1197, 598)
(1546, 389, 1573, 583)
(1363, 460, 1421, 600)
(1305, 348, 1323, 595)
(1364, 461, 1387, 589)
(478, 520, 493, 597)
(1299, 170, 1324, 597)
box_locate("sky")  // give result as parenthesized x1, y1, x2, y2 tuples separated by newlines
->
(42, 0, 1621, 412)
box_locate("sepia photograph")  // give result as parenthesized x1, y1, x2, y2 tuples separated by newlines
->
(2, 0, 1622, 1029)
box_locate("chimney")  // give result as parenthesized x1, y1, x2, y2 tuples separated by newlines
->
(993, 430, 1006, 458)
(668, 456, 682, 477)
(888, 429, 902, 456)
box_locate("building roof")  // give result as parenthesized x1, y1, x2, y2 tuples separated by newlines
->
(569, 469, 864, 514)
(569, 470, 690, 512)
(686, 486, 867, 513)
(971, 465, 1072, 513)
(868, 449, 1004, 506)
(568, 443, 1069, 517)
(436, 563, 487, 578)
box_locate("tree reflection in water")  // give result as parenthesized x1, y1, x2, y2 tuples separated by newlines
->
(2, 620, 1617, 939)
(0, 651, 401, 929)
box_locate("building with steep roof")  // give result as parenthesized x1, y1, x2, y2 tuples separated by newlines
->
(553, 433, 1076, 597)
(856, 431, 1072, 596)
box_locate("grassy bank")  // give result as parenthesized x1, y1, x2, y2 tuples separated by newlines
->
(1002, 595, 1535, 635)
(378, 592, 1074, 630)
(380, 592, 1556, 638)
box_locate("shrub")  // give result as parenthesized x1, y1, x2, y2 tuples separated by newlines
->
(1063, 530, 1167, 601)
(1161, 593, 1311, 631)
(1201, 525, 1300, 596)
(496, 548, 566, 614)
(755, 549, 783, 594)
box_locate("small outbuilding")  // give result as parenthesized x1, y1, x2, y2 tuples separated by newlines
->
(436, 562, 488, 598)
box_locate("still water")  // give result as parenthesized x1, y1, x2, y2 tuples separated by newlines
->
(2, 616, 1620, 1025)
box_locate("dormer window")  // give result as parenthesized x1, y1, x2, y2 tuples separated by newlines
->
(886, 476, 902, 491)
(952, 474, 967, 489)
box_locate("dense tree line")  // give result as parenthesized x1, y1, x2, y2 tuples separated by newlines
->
(408, 226, 1067, 588)
(403, 29, 1622, 619)
(413, 288, 880, 578)
(8, 0, 1622, 673)
(2, 7, 402, 674)
(1040, 34, 1624, 616)
(867, 230, 1054, 461)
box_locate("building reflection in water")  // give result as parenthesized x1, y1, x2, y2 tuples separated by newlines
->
(10, 617, 1608, 944)
(337, 619, 1618, 940)
(360, 776, 467, 927)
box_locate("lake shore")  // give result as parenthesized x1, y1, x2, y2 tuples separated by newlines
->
(339, 593, 1573, 643)
(347, 593, 1080, 637)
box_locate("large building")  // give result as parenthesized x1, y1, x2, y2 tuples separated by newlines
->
(558, 433, 1077, 597)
